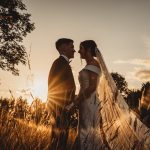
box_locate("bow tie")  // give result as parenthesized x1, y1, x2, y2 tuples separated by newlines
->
(69, 60, 72, 64)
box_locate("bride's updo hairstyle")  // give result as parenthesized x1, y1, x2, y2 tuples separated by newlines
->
(80, 40, 97, 57)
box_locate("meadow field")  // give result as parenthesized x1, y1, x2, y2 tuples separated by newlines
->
(0, 97, 77, 150)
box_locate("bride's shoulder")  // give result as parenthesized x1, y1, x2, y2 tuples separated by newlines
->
(79, 66, 89, 75)
(79, 68, 87, 74)
(90, 61, 100, 68)
(79, 69, 89, 79)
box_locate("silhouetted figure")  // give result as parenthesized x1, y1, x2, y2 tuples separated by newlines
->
(66, 40, 108, 149)
(47, 38, 76, 150)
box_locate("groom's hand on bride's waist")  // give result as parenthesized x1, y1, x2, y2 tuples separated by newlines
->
(65, 102, 74, 111)
(64, 95, 79, 111)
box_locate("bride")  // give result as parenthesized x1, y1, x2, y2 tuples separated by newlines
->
(67, 40, 150, 150)
(67, 40, 107, 150)
(76, 40, 106, 150)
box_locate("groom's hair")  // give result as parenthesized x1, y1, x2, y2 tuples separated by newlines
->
(55, 38, 73, 51)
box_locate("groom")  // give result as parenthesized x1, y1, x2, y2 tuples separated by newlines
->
(47, 38, 76, 150)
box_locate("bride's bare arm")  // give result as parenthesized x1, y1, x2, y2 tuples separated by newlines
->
(66, 71, 99, 110)
(75, 71, 98, 104)
(83, 71, 98, 98)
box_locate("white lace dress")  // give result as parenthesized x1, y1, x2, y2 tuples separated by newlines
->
(78, 65, 105, 150)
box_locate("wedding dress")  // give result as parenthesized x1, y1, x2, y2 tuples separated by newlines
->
(78, 65, 107, 150)
(76, 48, 150, 150)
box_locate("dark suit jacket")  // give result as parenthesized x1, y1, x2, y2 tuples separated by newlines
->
(48, 56, 76, 118)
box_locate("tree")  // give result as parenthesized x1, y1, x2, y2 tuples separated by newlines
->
(141, 82, 150, 95)
(111, 72, 129, 98)
(126, 89, 141, 109)
(0, 0, 35, 75)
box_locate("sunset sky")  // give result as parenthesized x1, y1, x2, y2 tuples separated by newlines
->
(0, 0, 150, 103)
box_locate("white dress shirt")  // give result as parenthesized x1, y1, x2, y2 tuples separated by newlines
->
(60, 54, 69, 63)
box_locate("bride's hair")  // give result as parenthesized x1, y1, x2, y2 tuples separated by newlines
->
(80, 40, 97, 57)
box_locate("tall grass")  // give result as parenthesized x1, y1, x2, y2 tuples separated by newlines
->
(0, 117, 51, 150)
(0, 97, 77, 150)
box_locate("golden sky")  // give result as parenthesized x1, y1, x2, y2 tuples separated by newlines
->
(0, 0, 150, 102)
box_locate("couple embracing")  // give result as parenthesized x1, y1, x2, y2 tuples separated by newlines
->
(47, 38, 106, 150)
(47, 38, 150, 150)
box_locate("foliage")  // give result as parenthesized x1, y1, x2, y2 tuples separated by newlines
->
(0, 0, 35, 75)
(111, 72, 129, 98)
(126, 89, 142, 109)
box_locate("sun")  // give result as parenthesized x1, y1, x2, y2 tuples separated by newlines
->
(29, 76, 48, 102)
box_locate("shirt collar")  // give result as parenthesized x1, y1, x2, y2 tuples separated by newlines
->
(60, 54, 69, 62)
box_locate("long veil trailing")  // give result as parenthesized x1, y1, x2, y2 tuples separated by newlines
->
(95, 48, 150, 150)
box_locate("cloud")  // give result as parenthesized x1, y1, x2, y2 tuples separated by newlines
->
(126, 67, 150, 82)
(112, 35, 150, 88)
(135, 70, 150, 80)
(114, 58, 150, 86)
(114, 58, 150, 67)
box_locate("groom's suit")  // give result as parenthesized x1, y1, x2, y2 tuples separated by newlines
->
(48, 55, 76, 149)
